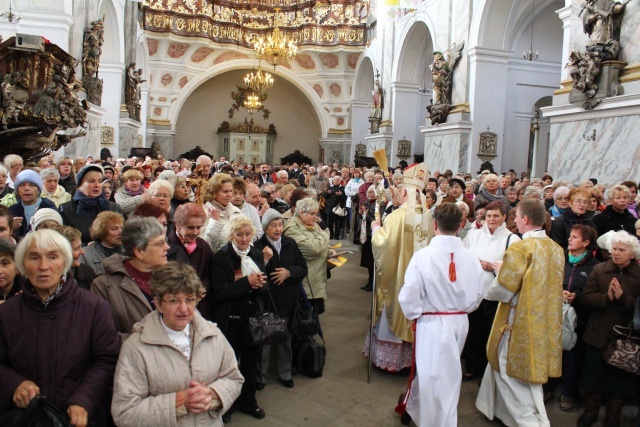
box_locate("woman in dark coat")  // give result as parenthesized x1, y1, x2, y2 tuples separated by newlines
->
(0, 230, 120, 427)
(210, 217, 268, 422)
(578, 231, 640, 427)
(253, 209, 308, 390)
(592, 185, 637, 237)
(359, 185, 377, 291)
(551, 188, 597, 251)
(324, 176, 347, 239)
(168, 202, 213, 319)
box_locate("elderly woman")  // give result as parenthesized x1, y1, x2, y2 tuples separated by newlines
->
(0, 230, 120, 427)
(324, 175, 347, 240)
(169, 203, 213, 320)
(28, 207, 63, 231)
(621, 180, 639, 218)
(56, 156, 77, 195)
(8, 170, 57, 240)
(551, 188, 597, 250)
(357, 171, 375, 205)
(60, 165, 121, 245)
(79, 211, 124, 274)
(115, 168, 151, 217)
(40, 168, 71, 207)
(549, 186, 570, 218)
(283, 197, 330, 315)
(133, 203, 188, 263)
(111, 262, 243, 427)
(473, 174, 505, 211)
(0, 164, 14, 199)
(210, 217, 268, 421)
(91, 217, 169, 337)
(201, 173, 244, 253)
(168, 175, 191, 215)
(54, 225, 95, 290)
(254, 209, 308, 390)
(462, 201, 520, 381)
(593, 185, 638, 238)
(578, 231, 640, 427)
(102, 179, 115, 201)
(0, 239, 21, 302)
(148, 179, 174, 213)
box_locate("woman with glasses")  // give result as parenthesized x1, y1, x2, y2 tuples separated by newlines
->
(148, 179, 173, 213)
(91, 217, 170, 339)
(167, 175, 191, 217)
(112, 262, 243, 426)
(550, 186, 570, 218)
(114, 169, 151, 218)
(551, 188, 597, 250)
(283, 197, 330, 315)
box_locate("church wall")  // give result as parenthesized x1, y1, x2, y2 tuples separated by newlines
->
(174, 69, 321, 163)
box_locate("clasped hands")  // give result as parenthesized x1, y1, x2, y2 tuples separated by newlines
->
(176, 382, 220, 414)
(14, 380, 89, 427)
(607, 277, 624, 301)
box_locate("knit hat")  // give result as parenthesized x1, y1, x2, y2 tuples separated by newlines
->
(14, 170, 43, 193)
(30, 208, 63, 230)
(262, 208, 283, 230)
(76, 164, 104, 186)
(102, 162, 115, 173)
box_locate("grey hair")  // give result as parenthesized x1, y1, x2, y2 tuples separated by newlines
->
(15, 229, 72, 276)
(167, 175, 187, 188)
(609, 230, 640, 260)
(295, 197, 319, 216)
(276, 170, 288, 179)
(553, 186, 570, 198)
(158, 170, 176, 180)
(392, 172, 403, 181)
(531, 178, 543, 186)
(40, 167, 60, 181)
(523, 186, 542, 200)
(150, 262, 205, 298)
(0, 164, 8, 176)
(455, 200, 470, 214)
(196, 155, 211, 165)
(149, 179, 174, 198)
(303, 188, 318, 198)
(363, 171, 374, 180)
(121, 217, 165, 257)
(3, 154, 23, 168)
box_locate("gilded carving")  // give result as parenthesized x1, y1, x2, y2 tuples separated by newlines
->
(101, 126, 114, 145)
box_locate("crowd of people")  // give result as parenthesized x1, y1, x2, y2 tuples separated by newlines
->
(0, 151, 639, 426)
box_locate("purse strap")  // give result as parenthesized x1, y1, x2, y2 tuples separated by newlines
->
(304, 275, 316, 301)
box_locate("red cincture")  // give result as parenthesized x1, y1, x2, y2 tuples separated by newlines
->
(449, 253, 457, 282)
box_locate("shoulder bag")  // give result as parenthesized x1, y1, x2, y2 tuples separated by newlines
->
(603, 324, 640, 376)
(290, 280, 319, 337)
(248, 289, 288, 345)
(332, 206, 347, 217)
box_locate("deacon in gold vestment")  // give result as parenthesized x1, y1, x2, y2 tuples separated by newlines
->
(476, 199, 564, 427)
(363, 163, 433, 372)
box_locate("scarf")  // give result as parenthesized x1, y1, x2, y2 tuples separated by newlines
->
(124, 259, 154, 306)
(22, 198, 42, 228)
(97, 241, 122, 258)
(628, 201, 639, 219)
(124, 185, 145, 197)
(176, 230, 197, 255)
(73, 190, 110, 216)
(232, 242, 261, 276)
(479, 188, 503, 203)
(210, 200, 231, 220)
(568, 251, 588, 265)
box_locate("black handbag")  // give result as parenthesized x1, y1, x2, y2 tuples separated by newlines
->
(248, 290, 288, 345)
(27, 395, 69, 427)
(290, 283, 318, 337)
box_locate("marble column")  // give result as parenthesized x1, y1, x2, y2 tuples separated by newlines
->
(154, 127, 177, 160)
(60, 103, 107, 159)
(100, 62, 126, 156)
(319, 138, 351, 165)
(364, 132, 393, 166)
(119, 118, 142, 158)
(420, 121, 472, 173)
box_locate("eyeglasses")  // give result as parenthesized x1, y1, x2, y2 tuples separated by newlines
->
(161, 296, 198, 307)
(305, 212, 320, 217)
(147, 239, 168, 249)
(572, 199, 589, 206)
(153, 193, 171, 199)
(556, 197, 569, 201)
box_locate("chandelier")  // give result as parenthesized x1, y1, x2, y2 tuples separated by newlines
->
(244, 63, 274, 93)
(254, 8, 298, 69)
(244, 92, 262, 114)
(523, 0, 538, 61)
(0, 0, 20, 23)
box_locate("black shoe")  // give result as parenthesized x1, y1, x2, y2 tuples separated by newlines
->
(255, 382, 265, 391)
(400, 412, 411, 425)
(240, 404, 266, 419)
(222, 411, 232, 423)
(361, 284, 372, 291)
(279, 378, 294, 388)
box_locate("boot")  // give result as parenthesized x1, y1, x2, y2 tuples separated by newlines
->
(577, 393, 602, 427)
(604, 395, 625, 427)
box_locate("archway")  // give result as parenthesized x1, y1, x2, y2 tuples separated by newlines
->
(175, 69, 322, 164)
(350, 55, 375, 161)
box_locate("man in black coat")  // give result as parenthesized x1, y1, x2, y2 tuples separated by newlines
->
(253, 209, 308, 390)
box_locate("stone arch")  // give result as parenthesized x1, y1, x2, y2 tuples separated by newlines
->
(353, 54, 375, 101)
(97, 0, 124, 64)
(169, 59, 329, 137)
(393, 15, 435, 85)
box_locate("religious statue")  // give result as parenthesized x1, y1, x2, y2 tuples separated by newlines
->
(568, 0, 629, 108)
(0, 72, 29, 128)
(82, 17, 105, 78)
(125, 63, 145, 121)
(427, 42, 464, 125)
(370, 79, 383, 119)
(188, 164, 210, 206)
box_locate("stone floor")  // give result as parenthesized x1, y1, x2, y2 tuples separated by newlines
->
(231, 239, 638, 426)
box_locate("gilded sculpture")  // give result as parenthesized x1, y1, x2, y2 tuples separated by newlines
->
(369, 70, 383, 133)
(82, 16, 105, 106)
(568, 0, 629, 109)
(427, 42, 464, 125)
(125, 63, 146, 122)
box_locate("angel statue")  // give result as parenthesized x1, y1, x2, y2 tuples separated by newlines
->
(430, 42, 464, 106)
(580, 0, 629, 60)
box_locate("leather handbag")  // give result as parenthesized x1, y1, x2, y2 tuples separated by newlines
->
(332, 206, 347, 217)
(249, 290, 287, 345)
(603, 325, 640, 376)
(26, 395, 70, 427)
(290, 283, 318, 337)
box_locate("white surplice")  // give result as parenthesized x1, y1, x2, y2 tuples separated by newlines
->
(475, 229, 550, 427)
(398, 235, 484, 427)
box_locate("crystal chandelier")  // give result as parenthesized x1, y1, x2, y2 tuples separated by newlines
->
(0, 0, 20, 23)
(244, 92, 262, 114)
(523, 0, 538, 61)
(244, 63, 274, 93)
(254, 8, 298, 69)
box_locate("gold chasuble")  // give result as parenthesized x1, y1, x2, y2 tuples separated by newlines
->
(487, 236, 564, 384)
(372, 204, 432, 343)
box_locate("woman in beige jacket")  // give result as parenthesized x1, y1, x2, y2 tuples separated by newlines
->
(112, 262, 243, 427)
